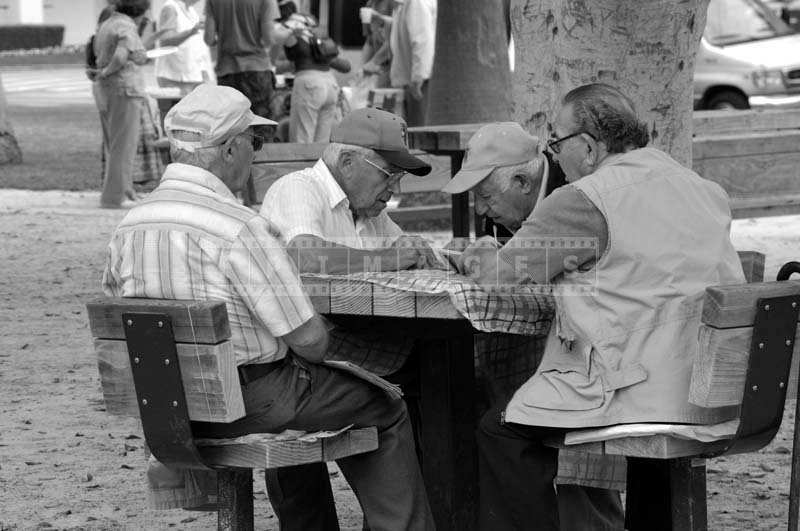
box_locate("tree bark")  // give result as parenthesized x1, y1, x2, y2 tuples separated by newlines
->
(511, 0, 709, 165)
(426, 0, 513, 125)
(0, 72, 22, 165)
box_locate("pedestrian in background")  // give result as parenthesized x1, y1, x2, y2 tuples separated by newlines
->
(92, 0, 163, 208)
(204, 0, 281, 120)
(389, 0, 436, 126)
(155, 0, 214, 93)
(281, 12, 351, 143)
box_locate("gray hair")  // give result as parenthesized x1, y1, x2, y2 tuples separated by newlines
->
(488, 157, 543, 190)
(322, 142, 374, 170)
(562, 83, 649, 153)
(169, 130, 224, 169)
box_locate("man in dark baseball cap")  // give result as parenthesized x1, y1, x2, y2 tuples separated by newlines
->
(331, 107, 431, 176)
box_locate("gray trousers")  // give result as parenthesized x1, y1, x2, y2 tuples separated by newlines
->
(95, 82, 141, 206)
(193, 354, 435, 531)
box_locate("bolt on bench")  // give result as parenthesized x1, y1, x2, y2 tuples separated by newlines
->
(86, 298, 378, 530)
(546, 255, 800, 530)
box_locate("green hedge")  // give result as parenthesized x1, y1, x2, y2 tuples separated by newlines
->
(0, 25, 64, 52)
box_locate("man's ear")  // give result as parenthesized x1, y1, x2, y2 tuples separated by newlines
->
(512, 173, 533, 195)
(582, 133, 600, 167)
(221, 136, 237, 162)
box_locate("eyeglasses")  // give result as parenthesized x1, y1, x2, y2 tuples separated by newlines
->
(363, 157, 405, 182)
(547, 130, 596, 154)
(239, 132, 265, 152)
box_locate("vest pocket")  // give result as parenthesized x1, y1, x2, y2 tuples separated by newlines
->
(522, 342, 605, 411)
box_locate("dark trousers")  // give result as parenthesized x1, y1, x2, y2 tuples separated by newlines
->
(263, 349, 423, 531)
(477, 405, 624, 531)
(194, 354, 434, 531)
(403, 81, 428, 127)
(217, 70, 275, 120)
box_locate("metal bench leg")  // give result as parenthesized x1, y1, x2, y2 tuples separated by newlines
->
(217, 469, 254, 531)
(625, 457, 707, 531)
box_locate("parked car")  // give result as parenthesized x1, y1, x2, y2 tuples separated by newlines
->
(694, 0, 800, 110)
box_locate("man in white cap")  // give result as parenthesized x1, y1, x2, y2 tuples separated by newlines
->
(441, 120, 625, 531)
(102, 84, 435, 530)
(449, 84, 743, 530)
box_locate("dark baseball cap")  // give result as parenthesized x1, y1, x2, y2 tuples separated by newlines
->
(330, 108, 431, 176)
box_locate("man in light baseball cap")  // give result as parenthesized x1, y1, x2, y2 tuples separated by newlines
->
(443, 121, 550, 231)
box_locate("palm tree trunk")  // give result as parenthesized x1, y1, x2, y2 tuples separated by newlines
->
(426, 0, 512, 125)
(511, 0, 710, 165)
(0, 72, 22, 164)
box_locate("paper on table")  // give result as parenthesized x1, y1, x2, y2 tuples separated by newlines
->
(146, 46, 178, 59)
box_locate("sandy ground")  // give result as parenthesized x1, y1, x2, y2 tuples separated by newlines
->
(1, 189, 799, 530)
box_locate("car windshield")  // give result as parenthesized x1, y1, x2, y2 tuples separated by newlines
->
(705, 0, 794, 45)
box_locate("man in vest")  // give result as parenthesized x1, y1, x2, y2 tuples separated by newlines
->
(452, 83, 745, 530)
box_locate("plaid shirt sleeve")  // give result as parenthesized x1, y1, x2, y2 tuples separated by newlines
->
(227, 215, 316, 338)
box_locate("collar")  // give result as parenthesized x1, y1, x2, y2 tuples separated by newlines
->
(160, 163, 238, 200)
(313, 159, 349, 210)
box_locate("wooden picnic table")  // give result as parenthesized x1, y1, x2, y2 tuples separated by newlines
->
(408, 124, 483, 238)
(301, 271, 555, 531)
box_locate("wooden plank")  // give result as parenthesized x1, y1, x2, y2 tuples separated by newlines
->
(372, 284, 416, 317)
(689, 323, 800, 407)
(408, 124, 483, 151)
(693, 130, 800, 159)
(87, 298, 230, 344)
(694, 152, 800, 198)
(196, 427, 378, 468)
(387, 204, 452, 224)
(692, 109, 800, 136)
(737, 251, 765, 283)
(415, 293, 463, 319)
(732, 195, 800, 219)
(557, 435, 730, 459)
(253, 142, 326, 163)
(330, 280, 373, 315)
(701, 280, 800, 328)
(555, 450, 627, 491)
(94, 338, 245, 423)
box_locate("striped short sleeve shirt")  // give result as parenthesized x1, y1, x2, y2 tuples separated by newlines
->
(102, 163, 315, 365)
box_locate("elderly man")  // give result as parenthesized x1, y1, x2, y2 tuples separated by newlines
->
(102, 84, 434, 530)
(261, 107, 437, 274)
(259, 106, 437, 530)
(448, 84, 745, 530)
(442, 121, 623, 531)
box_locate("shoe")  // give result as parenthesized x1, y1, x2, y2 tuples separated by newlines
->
(100, 199, 139, 209)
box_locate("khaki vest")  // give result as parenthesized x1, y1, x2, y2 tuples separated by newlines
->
(505, 148, 744, 428)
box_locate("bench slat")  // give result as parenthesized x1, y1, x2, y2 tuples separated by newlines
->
(689, 322, 800, 407)
(701, 280, 800, 328)
(95, 338, 245, 423)
(554, 435, 731, 460)
(196, 427, 378, 468)
(87, 298, 231, 344)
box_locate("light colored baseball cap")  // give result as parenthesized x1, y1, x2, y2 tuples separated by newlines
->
(442, 122, 540, 194)
(164, 84, 276, 152)
(330, 108, 431, 176)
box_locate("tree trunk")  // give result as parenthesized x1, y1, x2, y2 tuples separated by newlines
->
(0, 72, 22, 165)
(426, 0, 513, 125)
(511, 0, 709, 165)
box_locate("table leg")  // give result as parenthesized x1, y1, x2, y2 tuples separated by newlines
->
(448, 152, 470, 238)
(418, 327, 478, 531)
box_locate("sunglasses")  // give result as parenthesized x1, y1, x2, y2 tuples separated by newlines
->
(363, 157, 405, 181)
(547, 130, 596, 154)
(239, 132, 265, 152)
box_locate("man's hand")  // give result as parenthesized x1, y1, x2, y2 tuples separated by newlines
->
(391, 234, 439, 270)
(461, 236, 501, 280)
(130, 49, 148, 65)
(409, 80, 424, 100)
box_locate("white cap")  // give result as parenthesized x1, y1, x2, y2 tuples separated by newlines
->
(164, 84, 276, 152)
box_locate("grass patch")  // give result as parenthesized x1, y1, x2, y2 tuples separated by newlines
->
(0, 103, 102, 190)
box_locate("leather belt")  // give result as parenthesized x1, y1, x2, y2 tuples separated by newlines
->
(237, 361, 280, 385)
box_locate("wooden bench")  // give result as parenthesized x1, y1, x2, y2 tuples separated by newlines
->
(86, 298, 378, 530)
(546, 254, 800, 530)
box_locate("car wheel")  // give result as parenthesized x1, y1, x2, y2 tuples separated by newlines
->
(706, 90, 749, 110)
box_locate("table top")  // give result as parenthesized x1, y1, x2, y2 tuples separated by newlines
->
(301, 270, 554, 336)
(407, 123, 483, 152)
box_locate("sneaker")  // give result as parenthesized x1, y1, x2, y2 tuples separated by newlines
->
(100, 199, 139, 209)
